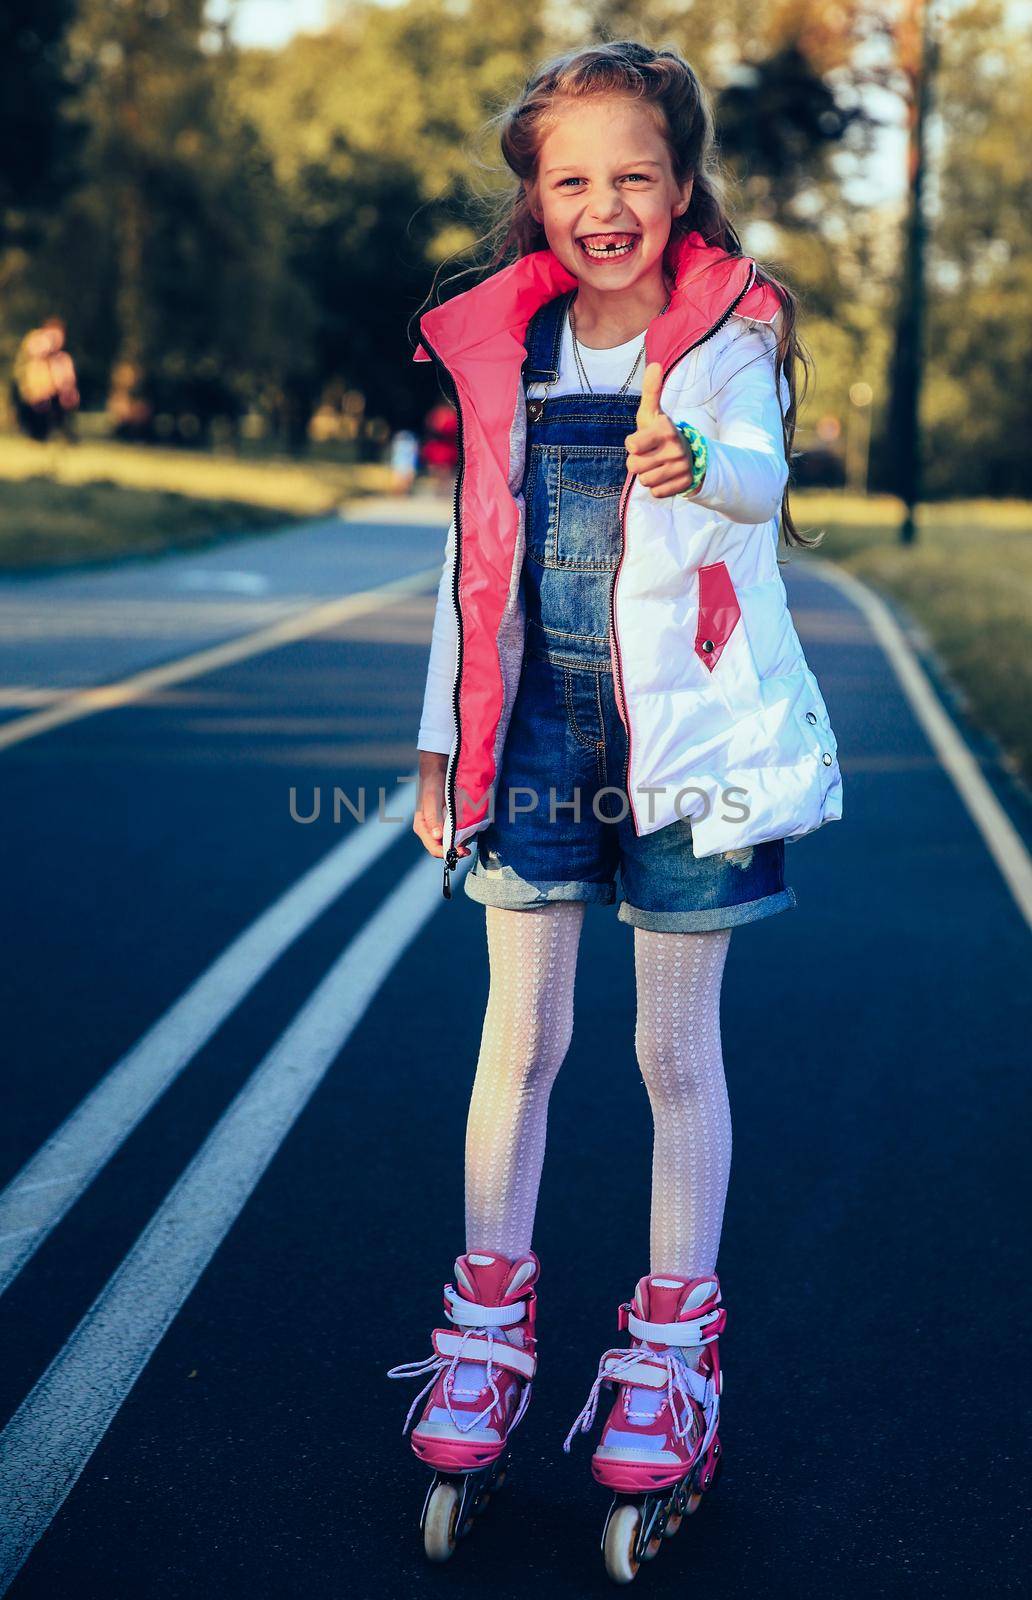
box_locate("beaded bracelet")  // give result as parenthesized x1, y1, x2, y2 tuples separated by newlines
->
(673, 419, 709, 497)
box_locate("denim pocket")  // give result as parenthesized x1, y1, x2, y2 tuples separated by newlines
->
(553, 446, 626, 571)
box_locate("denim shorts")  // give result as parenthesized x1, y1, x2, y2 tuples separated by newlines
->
(463, 650, 798, 932)
(463, 291, 797, 933)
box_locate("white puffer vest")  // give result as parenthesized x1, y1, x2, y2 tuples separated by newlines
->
(414, 234, 843, 897)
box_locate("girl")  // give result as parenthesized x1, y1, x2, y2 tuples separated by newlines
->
(387, 40, 842, 1576)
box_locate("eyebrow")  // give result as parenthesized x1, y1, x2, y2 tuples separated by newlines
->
(544, 159, 664, 175)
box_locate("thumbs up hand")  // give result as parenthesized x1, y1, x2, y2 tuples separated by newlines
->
(635, 360, 665, 431)
(624, 361, 699, 499)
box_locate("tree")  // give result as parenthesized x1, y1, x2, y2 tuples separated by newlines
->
(922, 0, 1032, 496)
(9, 0, 313, 432)
(284, 142, 445, 439)
(228, 0, 551, 438)
(0, 1, 82, 250)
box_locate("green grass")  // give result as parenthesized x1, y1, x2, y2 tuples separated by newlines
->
(791, 492, 1032, 787)
(0, 433, 394, 570)
(0, 476, 305, 569)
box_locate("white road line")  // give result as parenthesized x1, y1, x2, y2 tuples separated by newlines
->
(6, 1176, 79, 1196)
(0, 850, 466, 1594)
(0, 780, 418, 1297)
(810, 558, 1032, 930)
(0, 566, 439, 752)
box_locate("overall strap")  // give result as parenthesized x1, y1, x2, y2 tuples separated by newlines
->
(522, 290, 575, 385)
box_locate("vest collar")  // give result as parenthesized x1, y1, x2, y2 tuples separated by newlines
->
(413, 230, 782, 374)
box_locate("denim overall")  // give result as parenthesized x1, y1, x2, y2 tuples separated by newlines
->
(464, 291, 797, 931)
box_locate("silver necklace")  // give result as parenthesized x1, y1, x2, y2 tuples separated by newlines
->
(567, 291, 672, 396)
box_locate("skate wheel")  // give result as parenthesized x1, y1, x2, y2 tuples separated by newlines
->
(423, 1481, 460, 1562)
(688, 1444, 722, 1512)
(664, 1512, 683, 1538)
(641, 1530, 664, 1561)
(603, 1503, 643, 1584)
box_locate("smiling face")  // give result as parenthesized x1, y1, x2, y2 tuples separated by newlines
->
(529, 95, 693, 292)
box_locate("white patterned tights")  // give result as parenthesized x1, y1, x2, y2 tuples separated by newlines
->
(464, 903, 733, 1278)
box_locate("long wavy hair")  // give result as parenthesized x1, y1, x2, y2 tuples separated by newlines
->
(416, 40, 822, 551)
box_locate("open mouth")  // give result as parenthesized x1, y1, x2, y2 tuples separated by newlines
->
(577, 232, 641, 261)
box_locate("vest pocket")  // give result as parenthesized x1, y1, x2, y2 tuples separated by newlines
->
(694, 561, 742, 672)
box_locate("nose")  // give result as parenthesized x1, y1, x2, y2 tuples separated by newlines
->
(587, 186, 626, 225)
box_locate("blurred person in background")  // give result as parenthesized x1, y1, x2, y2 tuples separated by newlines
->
(389, 426, 420, 494)
(11, 316, 80, 443)
(420, 399, 458, 495)
(107, 360, 155, 442)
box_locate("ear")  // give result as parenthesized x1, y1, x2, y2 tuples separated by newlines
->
(673, 176, 694, 218)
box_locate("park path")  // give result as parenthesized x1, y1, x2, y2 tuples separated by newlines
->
(0, 506, 1026, 1598)
(0, 496, 451, 707)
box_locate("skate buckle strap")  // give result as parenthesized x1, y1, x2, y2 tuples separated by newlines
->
(601, 1353, 711, 1405)
(388, 1318, 536, 1439)
(601, 1354, 669, 1390)
(432, 1328, 536, 1380)
(624, 1305, 725, 1347)
(444, 1284, 530, 1328)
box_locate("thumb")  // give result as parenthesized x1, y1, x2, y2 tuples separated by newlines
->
(636, 361, 664, 428)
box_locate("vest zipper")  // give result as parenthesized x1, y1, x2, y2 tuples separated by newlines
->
(610, 263, 757, 834)
(416, 326, 465, 900)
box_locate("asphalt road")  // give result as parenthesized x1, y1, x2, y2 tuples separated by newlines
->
(0, 503, 1028, 1599)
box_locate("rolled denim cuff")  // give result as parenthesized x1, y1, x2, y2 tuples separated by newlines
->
(674, 420, 709, 497)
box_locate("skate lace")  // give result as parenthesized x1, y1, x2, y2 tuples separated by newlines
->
(561, 1342, 705, 1454)
(386, 1326, 531, 1438)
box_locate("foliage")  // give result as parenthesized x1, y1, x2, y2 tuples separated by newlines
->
(0, 0, 83, 250)
(0, 0, 1025, 492)
(922, 0, 1032, 497)
(2, 0, 312, 432)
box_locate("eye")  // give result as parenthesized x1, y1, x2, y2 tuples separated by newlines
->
(553, 172, 652, 190)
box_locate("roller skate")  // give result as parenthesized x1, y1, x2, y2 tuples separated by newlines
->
(386, 1248, 539, 1562)
(563, 1271, 725, 1584)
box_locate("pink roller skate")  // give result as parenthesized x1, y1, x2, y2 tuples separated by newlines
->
(563, 1271, 725, 1583)
(387, 1248, 539, 1561)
